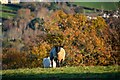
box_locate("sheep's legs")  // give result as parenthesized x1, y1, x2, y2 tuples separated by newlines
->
(60, 59, 63, 67)
(56, 60, 60, 67)
(51, 60, 53, 68)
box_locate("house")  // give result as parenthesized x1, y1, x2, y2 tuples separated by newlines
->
(0, 0, 20, 4)
(10, 0, 20, 4)
(0, 0, 8, 4)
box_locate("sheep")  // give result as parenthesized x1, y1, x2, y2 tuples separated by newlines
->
(52, 59, 56, 68)
(113, 14, 119, 18)
(50, 46, 66, 67)
(43, 57, 51, 68)
(43, 57, 57, 68)
(57, 47, 66, 66)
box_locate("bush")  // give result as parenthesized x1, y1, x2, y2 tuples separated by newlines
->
(2, 48, 43, 69)
(44, 10, 119, 66)
(2, 9, 120, 69)
(31, 42, 51, 66)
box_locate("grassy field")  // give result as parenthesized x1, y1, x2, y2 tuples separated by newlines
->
(0, 4, 20, 19)
(0, 11, 16, 19)
(0, 2, 119, 20)
(1, 66, 120, 80)
(0, 5, 18, 12)
(72, 2, 119, 10)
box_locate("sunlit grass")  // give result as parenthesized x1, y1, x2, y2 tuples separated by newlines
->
(1, 66, 120, 79)
(73, 2, 119, 10)
(0, 4, 19, 12)
(2, 66, 119, 74)
(0, 4, 19, 19)
(0, 12, 16, 19)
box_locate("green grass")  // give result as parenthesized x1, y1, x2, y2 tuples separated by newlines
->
(0, 12, 16, 19)
(0, 5, 19, 12)
(72, 2, 119, 10)
(1, 66, 120, 80)
(0, 4, 19, 19)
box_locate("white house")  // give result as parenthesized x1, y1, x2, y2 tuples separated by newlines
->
(10, 0, 20, 4)
(0, 0, 20, 4)
(0, 0, 8, 4)
(35, 0, 43, 2)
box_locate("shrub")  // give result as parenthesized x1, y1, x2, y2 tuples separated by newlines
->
(31, 42, 51, 67)
(44, 10, 119, 66)
(2, 48, 42, 69)
(2, 9, 120, 69)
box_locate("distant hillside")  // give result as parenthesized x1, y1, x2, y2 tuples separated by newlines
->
(0, 4, 21, 20)
(1, 2, 119, 20)
(72, 2, 119, 10)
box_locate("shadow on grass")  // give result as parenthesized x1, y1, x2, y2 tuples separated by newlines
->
(2, 72, 120, 80)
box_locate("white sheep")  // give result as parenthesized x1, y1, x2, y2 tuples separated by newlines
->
(43, 57, 51, 68)
(113, 14, 119, 18)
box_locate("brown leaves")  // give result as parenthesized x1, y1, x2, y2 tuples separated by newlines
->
(3, 9, 120, 69)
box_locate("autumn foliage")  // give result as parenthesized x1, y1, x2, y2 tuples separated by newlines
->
(2, 9, 120, 69)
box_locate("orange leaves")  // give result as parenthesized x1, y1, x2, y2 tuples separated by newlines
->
(31, 42, 50, 58)
(58, 10, 68, 19)
(3, 9, 119, 69)
(95, 37, 102, 45)
(75, 30, 80, 37)
(32, 46, 39, 55)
